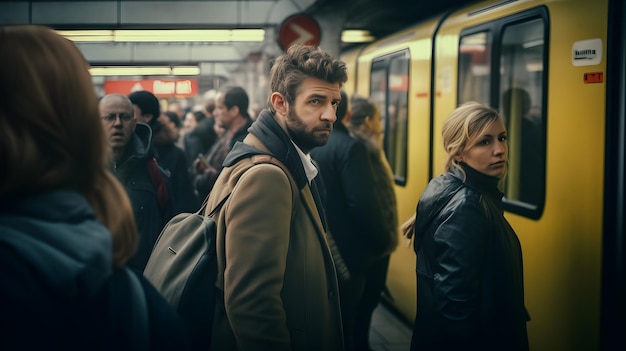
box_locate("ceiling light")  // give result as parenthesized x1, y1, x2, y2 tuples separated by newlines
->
(341, 30, 375, 43)
(171, 66, 201, 75)
(58, 29, 265, 43)
(89, 66, 200, 76)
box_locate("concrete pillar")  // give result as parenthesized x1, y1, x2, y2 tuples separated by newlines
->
(313, 9, 347, 57)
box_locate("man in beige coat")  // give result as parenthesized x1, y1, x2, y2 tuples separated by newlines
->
(206, 44, 348, 350)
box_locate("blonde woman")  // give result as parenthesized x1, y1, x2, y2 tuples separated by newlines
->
(405, 102, 529, 350)
(0, 25, 189, 350)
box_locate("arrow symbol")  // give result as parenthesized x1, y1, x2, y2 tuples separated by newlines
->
(289, 23, 314, 45)
(131, 82, 145, 92)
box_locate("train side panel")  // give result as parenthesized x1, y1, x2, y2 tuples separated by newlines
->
(433, 0, 606, 349)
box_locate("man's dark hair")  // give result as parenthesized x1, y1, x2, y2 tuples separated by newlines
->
(336, 90, 349, 122)
(191, 110, 207, 123)
(268, 44, 347, 113)
(204, 98, 216, 116)
(222, 86, 250, 119)
(128, 90, 161, 123)
(164, 111, 182, 128)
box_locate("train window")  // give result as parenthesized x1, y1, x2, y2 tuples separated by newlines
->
(369, 51, 410, 185)
(458, 8, 548, 219)
(459, 31, 492, 104)
(499, 17, 546, 217)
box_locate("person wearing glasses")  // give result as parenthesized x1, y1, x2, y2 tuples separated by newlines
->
(99, 93, 175, 273)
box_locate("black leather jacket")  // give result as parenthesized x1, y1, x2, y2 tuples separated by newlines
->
(410, 163, 529, 351)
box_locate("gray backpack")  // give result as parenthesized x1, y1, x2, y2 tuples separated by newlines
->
(143, 154, 297, 350)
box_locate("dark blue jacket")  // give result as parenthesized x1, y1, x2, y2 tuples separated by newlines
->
(410, 163, 529, 350)
(311, 122, 394, 272)
(0, 190, 190, 350)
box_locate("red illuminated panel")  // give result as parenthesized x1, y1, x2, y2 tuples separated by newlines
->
(104, 79, 198, 97)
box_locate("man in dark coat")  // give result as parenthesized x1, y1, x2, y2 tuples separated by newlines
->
(193, 86, 253, 200)
(99, 93, 176, 272)
(154, 111, 198, 212)
(311, 91, 396, 350)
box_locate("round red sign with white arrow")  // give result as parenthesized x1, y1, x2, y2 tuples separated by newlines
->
(277, 13, 322, 51)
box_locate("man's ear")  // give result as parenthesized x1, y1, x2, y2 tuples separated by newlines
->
(230, 105, 241, 116)
(270, 92, 287, 116)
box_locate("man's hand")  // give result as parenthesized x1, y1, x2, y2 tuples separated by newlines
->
(194, 155, 211, 174)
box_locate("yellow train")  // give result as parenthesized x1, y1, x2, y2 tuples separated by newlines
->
(340, 0, 625, 349)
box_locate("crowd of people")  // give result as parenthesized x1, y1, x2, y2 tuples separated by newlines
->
(1, 24, 529, 351)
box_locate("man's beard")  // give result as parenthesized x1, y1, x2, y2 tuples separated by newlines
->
(285, 107, 332, 153)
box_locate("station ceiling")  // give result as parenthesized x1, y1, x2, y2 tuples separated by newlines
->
(309, 0, 477, 39)
(0, 0, 478, 94)
(0, 0, 476, 44)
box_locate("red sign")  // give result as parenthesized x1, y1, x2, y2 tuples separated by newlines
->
(104, 79, 198, 98)
(583, 72, 604, 84)
(277, 14, 321, 51)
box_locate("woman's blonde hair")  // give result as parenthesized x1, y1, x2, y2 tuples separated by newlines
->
(442, 101, 504, 180)
(402, 101, 504, 238)
(0, 25, 137, 267)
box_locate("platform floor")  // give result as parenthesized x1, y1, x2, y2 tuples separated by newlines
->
(369, 303, 412, 351)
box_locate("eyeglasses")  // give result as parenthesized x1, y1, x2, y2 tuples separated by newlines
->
(101, 113, 133, 123)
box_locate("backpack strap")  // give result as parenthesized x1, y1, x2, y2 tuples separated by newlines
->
(203, 154, 299, 223)
(251, 154, 299, 223)
(146, 157, 169, 214)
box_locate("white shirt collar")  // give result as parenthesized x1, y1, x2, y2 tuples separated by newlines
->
(291, 141, 318, 184)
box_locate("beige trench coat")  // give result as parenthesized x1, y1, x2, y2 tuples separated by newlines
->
(206, 134, 344, 351)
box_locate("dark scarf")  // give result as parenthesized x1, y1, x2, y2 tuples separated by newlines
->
(223, 109, 308, 190)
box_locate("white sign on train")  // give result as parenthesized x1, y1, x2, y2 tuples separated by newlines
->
(572, 38, 603, 67)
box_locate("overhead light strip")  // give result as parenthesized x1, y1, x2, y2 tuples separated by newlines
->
(58, 29, 265, 43)
(89, 66, 200, 76)
(341, 30, 375, 43)
(59, 29, 374, 44)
